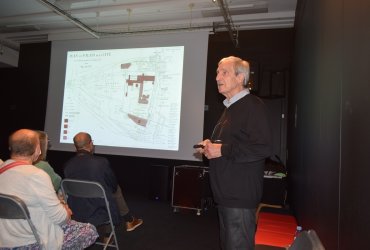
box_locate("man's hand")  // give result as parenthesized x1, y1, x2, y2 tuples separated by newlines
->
(204, 140, 222, 159)
(195, 139, 222, 159)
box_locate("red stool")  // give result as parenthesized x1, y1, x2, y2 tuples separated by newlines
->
(255, 212, 297, 247)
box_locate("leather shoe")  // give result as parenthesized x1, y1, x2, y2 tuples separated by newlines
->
(126, 217, 143, 232)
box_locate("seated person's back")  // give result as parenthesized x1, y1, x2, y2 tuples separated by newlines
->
(64, 133, 120, 226)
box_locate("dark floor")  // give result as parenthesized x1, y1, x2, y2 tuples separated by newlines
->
(89, 194, 220, 250)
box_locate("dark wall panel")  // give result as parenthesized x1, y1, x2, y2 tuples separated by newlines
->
(291, 0, 370, 249)
(0, 68, 19, 158)
(290, 0, 342, 249)
(0, 43, 51, 160)
(340, 0, 370, 249)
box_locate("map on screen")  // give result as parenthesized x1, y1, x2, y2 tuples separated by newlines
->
(60, 46, 184, 151)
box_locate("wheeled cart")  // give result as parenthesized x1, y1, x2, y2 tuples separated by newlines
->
(171, 165, 212, 215)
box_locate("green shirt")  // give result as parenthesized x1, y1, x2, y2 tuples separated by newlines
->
(34, 160, 62, 192)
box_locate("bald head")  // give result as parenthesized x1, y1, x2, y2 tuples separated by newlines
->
(9, 129, 40, 158)
(73, 132, 93, 152)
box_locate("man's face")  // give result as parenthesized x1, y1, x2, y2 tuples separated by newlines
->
(216, 60, 243, 99)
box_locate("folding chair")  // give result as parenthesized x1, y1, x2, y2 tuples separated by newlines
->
(0, 193, 43, 249)
(61, 179, 119, 249)
(256, 229, 325, 250)
(289, 230, 325, 250)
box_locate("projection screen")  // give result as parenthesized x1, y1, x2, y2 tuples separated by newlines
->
(45, 31, 209, 161)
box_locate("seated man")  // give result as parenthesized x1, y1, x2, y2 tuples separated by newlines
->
(64, 132, 143, 234)
(0, 129, 98, 249)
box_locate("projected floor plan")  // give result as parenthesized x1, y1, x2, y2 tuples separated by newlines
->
(60, 46, 184, 151)
(123, 66, 155, 127)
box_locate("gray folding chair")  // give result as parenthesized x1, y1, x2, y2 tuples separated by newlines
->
(289, 230, 325, 250)
(0, 193, 43, 249)
(255, 229, 325, 250)
(61, 178, 119, 249)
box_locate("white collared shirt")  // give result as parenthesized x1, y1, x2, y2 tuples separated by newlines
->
(223, 89, 250, 108)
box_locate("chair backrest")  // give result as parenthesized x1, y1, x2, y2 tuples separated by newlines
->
(289, 229, 325, 250)
(61, 178, 119, 249)
(0, 193, 43, 248)
(61, 178, 107, 199)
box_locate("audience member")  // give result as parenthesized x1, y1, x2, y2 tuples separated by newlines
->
(0, 129, 98, 249)
(34, 130, 62, 192)
(64, 132, 143, 234)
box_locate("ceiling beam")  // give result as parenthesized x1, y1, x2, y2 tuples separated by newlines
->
(37, 0, 100, 39)
(216, 0, 239, 48)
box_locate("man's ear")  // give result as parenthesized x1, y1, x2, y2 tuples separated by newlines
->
(236, 72, 246, 86)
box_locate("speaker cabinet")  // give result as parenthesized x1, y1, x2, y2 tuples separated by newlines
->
(171, 165, 212, 215)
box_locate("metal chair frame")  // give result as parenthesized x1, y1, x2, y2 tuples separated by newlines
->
(61, 178, 119, 250)
(0, 193, 43, 249)
(289, 229, 325, 250)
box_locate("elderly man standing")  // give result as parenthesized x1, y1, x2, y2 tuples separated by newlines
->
(196, 56, 272, 250)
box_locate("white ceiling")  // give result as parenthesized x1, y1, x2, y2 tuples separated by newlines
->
(0, 0, 297, 51)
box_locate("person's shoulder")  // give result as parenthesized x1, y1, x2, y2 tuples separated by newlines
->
(63, 154, 83, 170)
(244, 93, 260, 101)
(64, 154, 78, 164)
(243, 93, 266, 106)
(92, 155, 110, 165)
(77, 153, 110, 167)
(34, 160, 50, 169)
(82, 153, 106, 161)
(19, 163, 51, 179)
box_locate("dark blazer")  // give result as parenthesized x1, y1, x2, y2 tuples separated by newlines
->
(64, 150, 120, 226)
